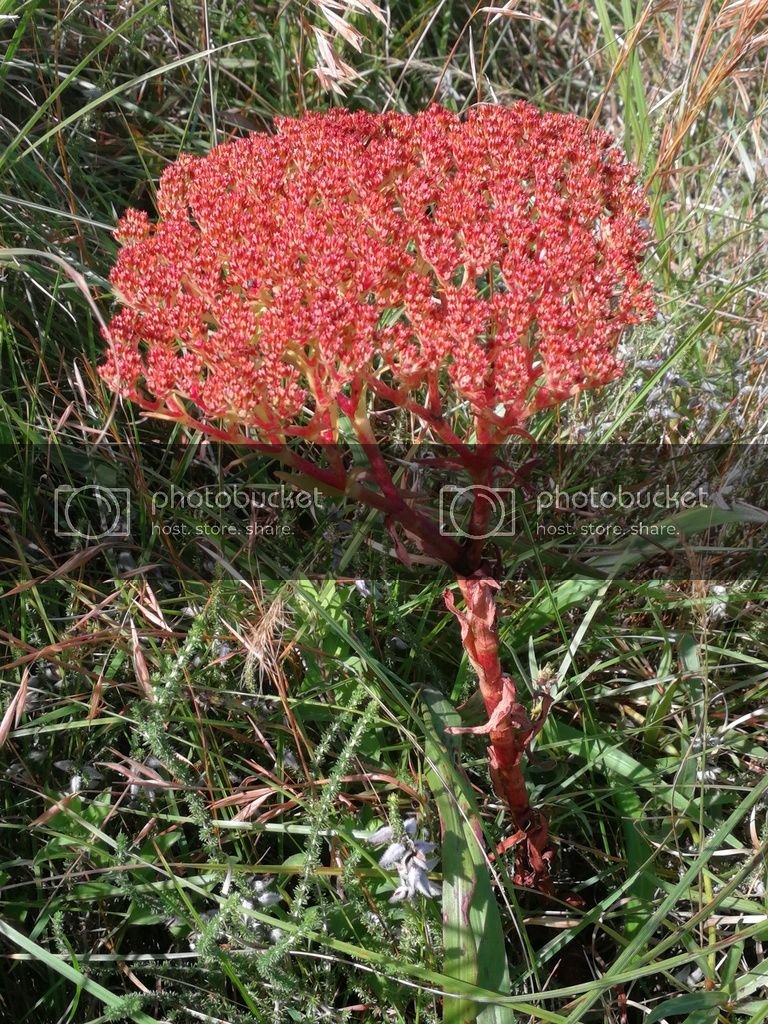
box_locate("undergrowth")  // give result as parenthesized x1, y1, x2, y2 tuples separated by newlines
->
(1, 2, 767, 1022)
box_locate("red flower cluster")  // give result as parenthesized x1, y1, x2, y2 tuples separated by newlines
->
(102, 104, 654, 440)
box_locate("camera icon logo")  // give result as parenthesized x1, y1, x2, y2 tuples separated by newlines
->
(54, 485, 131, 540)
(439, 485, 516, 539)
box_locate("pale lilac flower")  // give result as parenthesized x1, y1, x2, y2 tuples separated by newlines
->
(353, 816, 417, 847)
(390, 849, 442, 903)
(354, 817, 441, 903)
(378, 842, 407, 869)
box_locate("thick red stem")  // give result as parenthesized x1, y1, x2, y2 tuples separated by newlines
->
(445, 573, 553, 892)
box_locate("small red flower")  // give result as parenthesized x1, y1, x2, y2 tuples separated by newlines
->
(101, 104, 654, 439)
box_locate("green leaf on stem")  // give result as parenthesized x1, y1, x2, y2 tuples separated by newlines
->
(422, 685, 515, 1024)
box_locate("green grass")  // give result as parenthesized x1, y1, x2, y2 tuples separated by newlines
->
(1, 1, 768, 1022)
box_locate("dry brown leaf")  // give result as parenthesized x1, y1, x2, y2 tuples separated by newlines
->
(0, 666, 30, 748)
(319, 4, 365, 50)
(130, 619, 154, 700)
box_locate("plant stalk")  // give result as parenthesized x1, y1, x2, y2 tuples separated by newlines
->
(445, 572, 553, 892)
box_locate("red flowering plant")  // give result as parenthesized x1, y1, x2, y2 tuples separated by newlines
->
(101, 104, 654, 891)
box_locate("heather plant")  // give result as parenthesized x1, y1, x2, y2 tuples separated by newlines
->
(100, 102, 654, 891)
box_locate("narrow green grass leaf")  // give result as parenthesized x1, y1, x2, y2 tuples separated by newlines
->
(608, 780, 656, 942)
(422, 684, 514, 1024)
(10, 37, 259, 170)
(561, 774, 768, 1023)
(0, 919, 162, 1023)
(550, 719, 748, 855)
(741, 1001, 768, 1024)
(0, 0, 164, 172)
(733, 958, 768, 1001)
(644, 992, 726, 1024)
